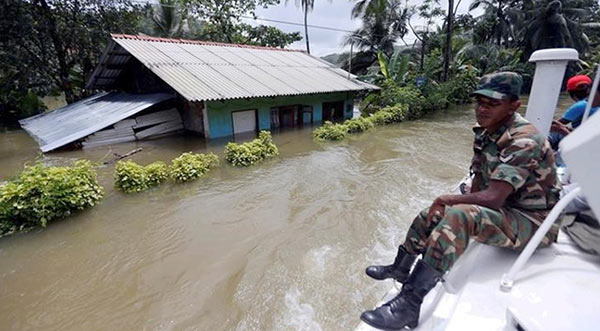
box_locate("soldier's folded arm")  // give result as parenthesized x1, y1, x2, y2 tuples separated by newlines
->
(435, 136, 542, 210)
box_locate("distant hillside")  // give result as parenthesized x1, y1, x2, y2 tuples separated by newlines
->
(321, 52, 348, 68)
(321, 44, 416, 69)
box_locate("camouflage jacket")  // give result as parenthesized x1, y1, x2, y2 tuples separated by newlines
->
(471, 113, 559, 222)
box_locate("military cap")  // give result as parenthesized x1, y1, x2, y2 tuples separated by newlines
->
(471, 72, 523, 100)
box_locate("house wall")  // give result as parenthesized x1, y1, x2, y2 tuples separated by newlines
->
(205, 92, 354, 138)
(180, 100, 205, 135)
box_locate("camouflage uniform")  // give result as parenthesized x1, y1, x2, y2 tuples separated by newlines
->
(402, 73, 560, 273)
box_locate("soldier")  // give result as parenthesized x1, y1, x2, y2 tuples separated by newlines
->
(360, 72, 559, 330)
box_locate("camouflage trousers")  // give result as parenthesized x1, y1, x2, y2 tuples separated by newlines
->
(402, 204, 557, 273)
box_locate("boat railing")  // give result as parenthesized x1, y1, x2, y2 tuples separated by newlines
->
(500, 186, 582, 291)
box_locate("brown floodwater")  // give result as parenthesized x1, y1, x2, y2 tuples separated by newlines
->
(0, 96, 572, 331)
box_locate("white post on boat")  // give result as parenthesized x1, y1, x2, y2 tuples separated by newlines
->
(500, 186, 582, 292)
(525, 48, 579, 136)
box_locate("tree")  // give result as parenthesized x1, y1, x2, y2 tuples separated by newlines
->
(182, 0, 280, 43)
(442, 0, 454, 82)
(408, 0, 444, 70)
(469, 0, 521, 47)
(519, 0, 596, 57)
(151, 0, 186, 38)
(0, 0, 147, 106)
(345, 0, 411, 74)
(285, 0, 312, 54)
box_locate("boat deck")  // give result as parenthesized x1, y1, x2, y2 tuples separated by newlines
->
(356, 231, 600, 331)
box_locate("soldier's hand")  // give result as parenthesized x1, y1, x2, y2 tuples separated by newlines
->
(426, 201, 445, 225)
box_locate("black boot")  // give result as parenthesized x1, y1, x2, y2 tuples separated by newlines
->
(360, 260, 443, 330)
(365, 245, 418, 283)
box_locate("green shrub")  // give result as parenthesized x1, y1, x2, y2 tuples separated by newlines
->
(345, 117, 374, 134)
(423, 87, 450, 111)
(257, 131, 279, 159)
(313, 121, 347, 141)
(445, 69, 479, 105)
(369, 111, 396, 125)
(360, 81, 426, 118)
(145, 161, 169, 187)
(114, 160, 171, 193)
(114, 160, 148, 193)
(0, 160, 104, 236)
(170, 152, 219, 182)
(382, 104, 410, 122)
(225, 131, 279, 166)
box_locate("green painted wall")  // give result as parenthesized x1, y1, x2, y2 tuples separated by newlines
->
(206, 92, 354, 138)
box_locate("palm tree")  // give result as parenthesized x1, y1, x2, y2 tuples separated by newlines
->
(519, 0, 594, 56)
(469, 0, 521, 47)
(344, 0, 411, 74)
(286, 0, 330, 54)
(152, 0, 185, 38)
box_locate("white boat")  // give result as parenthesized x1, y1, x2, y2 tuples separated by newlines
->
(356, 49, 600, 331)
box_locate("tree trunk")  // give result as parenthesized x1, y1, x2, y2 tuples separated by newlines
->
(442, 0, 454, 82)
(497, 0, 502, 46)
(35, 0, 75, 103)
(419, 33, 427, 71)
(304, 3, 310, 54)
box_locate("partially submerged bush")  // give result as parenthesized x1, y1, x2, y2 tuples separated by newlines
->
(225, 130, 279, 166)
(360, 81, 427, 118)
(0, 160, 104, 236)
(145, 161, 169, 187)
(257, 131, 279, 159)
(170, 152, 219, 182)
(345, 117, 374, 134)
(115, 160, 148, 193)
(313, 121, 347, 141)
(115, 160, 171, 193)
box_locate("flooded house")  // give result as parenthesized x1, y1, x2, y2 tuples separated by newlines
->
(20, 34, 378, 152)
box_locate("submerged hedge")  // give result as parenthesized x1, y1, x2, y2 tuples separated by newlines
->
(225, 131, 279, 166)
(170, 152, 219, 183)
(313, 104, 408, 141)
(114, 153, 219, 192)
(0, 160, 104, 236)
(114, 160, 169, 193)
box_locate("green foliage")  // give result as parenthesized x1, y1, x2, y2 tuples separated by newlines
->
(150, 0, 186, 38)
(0, 160, 104, 236)
(313, 121, 348, 141)
(115, 160, 148, 193)
(258, 131, 279, 158)
(369, 110, 396, 125)
(145, 161, 169, 187)
(170, 152, 219, 182)
(344, 0, 412, 74)
(443, 69, 479, 105)
(182, 0, 300, 48)
(345, 117, 375, 133)
(360, 81, 427, 117)
(368, 104, 410, 126)
(114, 160, 171, 192)
(0, 0, 148, 107)
(225, 131, 279, 166)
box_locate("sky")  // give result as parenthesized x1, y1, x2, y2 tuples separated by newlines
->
(245, 0, 480, 57)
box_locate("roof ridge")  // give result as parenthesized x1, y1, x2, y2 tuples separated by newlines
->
(110, 33, 306, 53)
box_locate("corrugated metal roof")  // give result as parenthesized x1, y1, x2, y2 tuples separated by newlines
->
(19, 92, 173, 152)
(88, 34, 379, 101)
